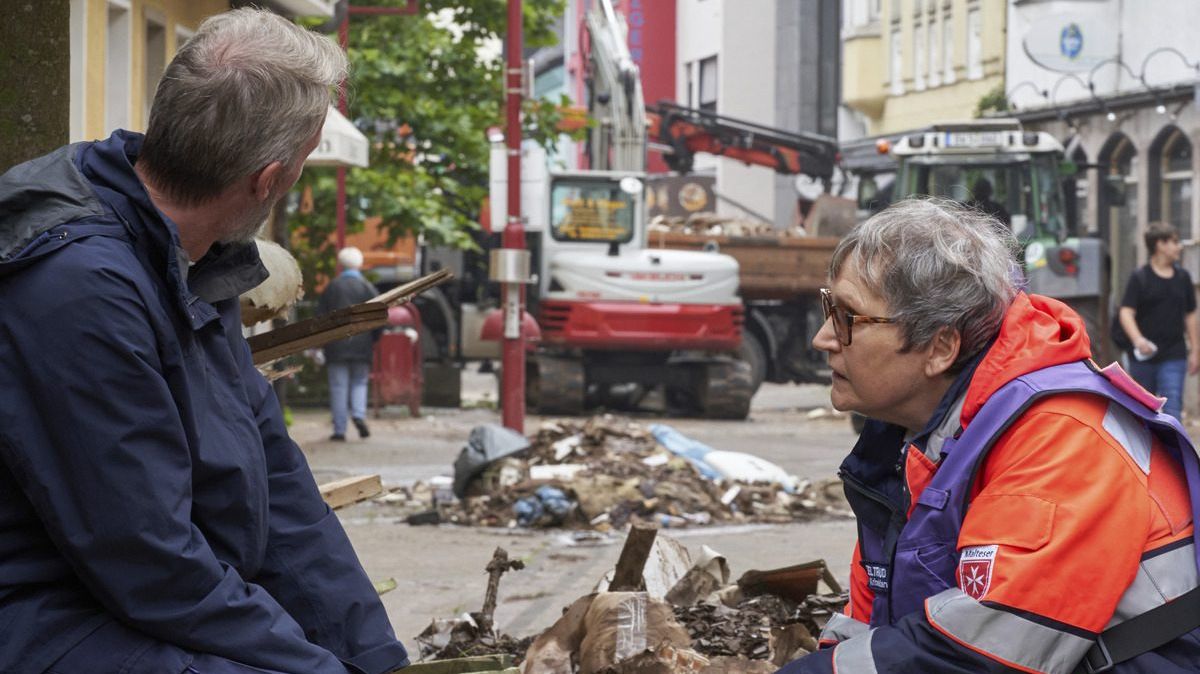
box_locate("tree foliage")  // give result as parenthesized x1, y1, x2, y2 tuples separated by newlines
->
(291, 0, 571, 289)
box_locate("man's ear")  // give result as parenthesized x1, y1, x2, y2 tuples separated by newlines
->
(925, 326, 962, 378)
(252, 161, 286, 202)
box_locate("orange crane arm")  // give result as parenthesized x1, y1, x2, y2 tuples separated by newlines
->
(647, 102, 839, 180)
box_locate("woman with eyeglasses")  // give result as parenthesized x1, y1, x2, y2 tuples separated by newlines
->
(777, 199, 1200, 674)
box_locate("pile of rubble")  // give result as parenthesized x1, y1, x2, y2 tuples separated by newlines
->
(415, 530, 848, 673)
(388, 416, 849, 530)
(647, 214, 806, 238)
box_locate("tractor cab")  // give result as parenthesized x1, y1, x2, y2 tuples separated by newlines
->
(891, 120, 1103, 311)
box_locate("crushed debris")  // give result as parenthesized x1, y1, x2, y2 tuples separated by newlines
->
(418, 531, 849, 672)
(377, 416, 850, 530)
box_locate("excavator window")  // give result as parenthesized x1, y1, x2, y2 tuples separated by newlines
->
(549, 178, 636, 244)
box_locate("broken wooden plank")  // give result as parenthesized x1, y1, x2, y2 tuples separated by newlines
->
(248, 303, 389, 365)
(319, 474, 383, 510)
(608, 524, 658, 592)
(736, 559, 830, 603)
(247, 268, 454, 366)
(370, 267, 454, 305)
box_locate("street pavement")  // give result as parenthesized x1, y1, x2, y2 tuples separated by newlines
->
(289, 371, 860, 646)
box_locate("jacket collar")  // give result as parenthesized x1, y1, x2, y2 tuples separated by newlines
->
(78, 131, 268, 319)
(841, 347, 987, 489)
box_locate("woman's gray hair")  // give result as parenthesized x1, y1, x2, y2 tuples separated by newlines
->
(830, 198, 1021, 371)
(139, 8, 348, 205)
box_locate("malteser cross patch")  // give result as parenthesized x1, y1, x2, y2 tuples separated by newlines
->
(957, 545, 998, 600)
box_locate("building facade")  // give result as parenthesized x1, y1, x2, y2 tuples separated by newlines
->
(842, 0, 1005, 135)
(1005, 0, 1200, 302)
(675, 0, 840, 228)
(69, 0, 336, 142)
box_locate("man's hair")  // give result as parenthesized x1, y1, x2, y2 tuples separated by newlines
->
(138, 8, 348, 206)
(1144, 221, 1179, 254)
(829, 198, 1021, 372)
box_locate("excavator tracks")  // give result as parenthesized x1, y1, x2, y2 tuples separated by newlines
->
(697, 359, 754, 420)
(534, 354, 586, 415)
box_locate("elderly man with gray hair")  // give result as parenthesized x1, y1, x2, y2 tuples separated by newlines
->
(0, 9, 408, 674)
(777, 199, 1200, 673)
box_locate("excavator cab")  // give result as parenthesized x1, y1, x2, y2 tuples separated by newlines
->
(548, 176, 637, 244)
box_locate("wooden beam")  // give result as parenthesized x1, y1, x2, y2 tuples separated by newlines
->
(247, 303, 388, 365)
(608, 524, 658, 592)
(319, 474, 383, 510)
(247, 268, 454, 366)
(369, 267, 455, 305)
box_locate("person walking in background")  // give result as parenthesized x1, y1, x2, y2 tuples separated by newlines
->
(1117, 221, 1200, 421)
(319, 246, 380, 440)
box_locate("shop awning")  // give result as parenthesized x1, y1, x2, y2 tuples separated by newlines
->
(305, 106, 369, 168)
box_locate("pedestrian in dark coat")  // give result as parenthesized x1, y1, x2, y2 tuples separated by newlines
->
(319, 246, 381, 440)
(0, 9, 408, 674)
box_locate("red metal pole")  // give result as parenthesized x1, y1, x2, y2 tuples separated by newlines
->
(501, 0, 525, 432)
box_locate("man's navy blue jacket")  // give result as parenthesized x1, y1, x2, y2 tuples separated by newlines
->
(0, 132, 410, 673)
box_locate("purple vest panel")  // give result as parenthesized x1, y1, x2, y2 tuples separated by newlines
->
(865, 360, 1200, 627)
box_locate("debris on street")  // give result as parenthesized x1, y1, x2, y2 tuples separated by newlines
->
(417, 530, 848, 672)
(387, 416, 849, 530)
(416, 547, 535, 663)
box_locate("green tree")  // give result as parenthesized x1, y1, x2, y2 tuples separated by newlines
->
(291, 0, 573, 292)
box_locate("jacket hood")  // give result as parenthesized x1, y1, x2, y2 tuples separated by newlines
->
(0, 143, 107, 271)
(0, 131, 267, 306)
(961, 292, 1092, 427)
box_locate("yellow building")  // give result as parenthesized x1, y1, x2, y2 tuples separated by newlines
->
(69, 0, 336, 142)
(69, 0, 232, 142)
(842, 0, 1006, 135)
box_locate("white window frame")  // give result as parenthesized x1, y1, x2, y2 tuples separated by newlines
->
(1161, 131, 1194, 240)
(943, 8, 955, 83)
(144, 8, 168, 127)
(928, 13, 941, 88)
(69, 0, 87, 141)
(914, 22, 926, 91)
(890, 27, 904, 95)
(105, 0, 133, 133)
(967, 7, 983, 80)
(698, 55, 717, 113)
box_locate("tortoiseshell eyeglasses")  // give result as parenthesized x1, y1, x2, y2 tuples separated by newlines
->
(819, 288, 897, 346)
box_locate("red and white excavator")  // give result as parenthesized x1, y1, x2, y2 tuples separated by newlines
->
(487, 0, 839, 419)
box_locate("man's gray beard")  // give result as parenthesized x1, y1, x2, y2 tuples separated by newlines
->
(220, 199, 274, 245)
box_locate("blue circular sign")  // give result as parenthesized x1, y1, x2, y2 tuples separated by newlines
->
(1060, 23, 1083, 60)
